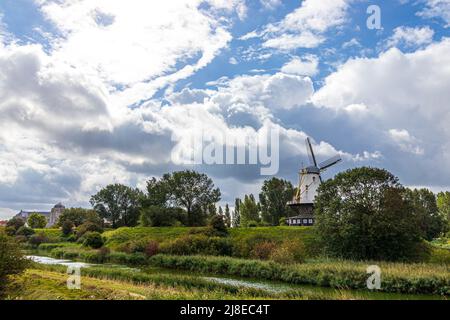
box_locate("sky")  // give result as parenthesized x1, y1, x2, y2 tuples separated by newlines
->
(0, 0, 449, 219)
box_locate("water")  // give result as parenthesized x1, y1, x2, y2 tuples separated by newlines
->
(27, 255, 91, 268)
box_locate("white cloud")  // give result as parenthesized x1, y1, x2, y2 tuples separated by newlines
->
(256, 0, 351, 50)
(388, 129, 424, 155)
(281, 55, 319, 76)
(385, 26, 434, 48)
(260, 0, 282, 10)
(35, 0, 236, 109)
(418, 0, 450, 27)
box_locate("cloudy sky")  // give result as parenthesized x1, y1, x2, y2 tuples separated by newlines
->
(1, 0, 449, 219)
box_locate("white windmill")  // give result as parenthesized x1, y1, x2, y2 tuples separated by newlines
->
(286, 137, 342, 226)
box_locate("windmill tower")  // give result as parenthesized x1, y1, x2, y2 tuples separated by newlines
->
(286, 137, 342, 226)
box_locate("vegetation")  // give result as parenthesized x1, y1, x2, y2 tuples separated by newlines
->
(149, 255, 450, 296)
(259, 178, 295, 226)
(0, 233, 29, 297)
(315, 167, 425, 261)
(27, 213, 47, 229)
(90, 183, 143, 228)
(82, 232, 104, 249)
(57, 207, 101, 227)
(140, 206, 185, 227)
(142, 170, 221, 226)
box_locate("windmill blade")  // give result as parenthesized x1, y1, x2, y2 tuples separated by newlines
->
(306, 138, 317, 167)
(319, 155, 342, 171)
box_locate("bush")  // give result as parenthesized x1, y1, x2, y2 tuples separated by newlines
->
(76, 221, 103, 239)
(246, 220, 259, 228)
(28, 233, 49, 248)
(270, 240, 306, 264)
(0, 233, 29, 296)
(144, 240, 159, 257)
(62, 221, 74, 236)
(251, 241, 277, 260)
(159, 234, 232, 256)
(16, 226, 35, 238)
(82, 232, 104, 249)
(232, 234, 276, 258)
(208, 215, 228, 236)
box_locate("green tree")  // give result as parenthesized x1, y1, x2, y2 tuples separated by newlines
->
(27, 213, 47, 229)
(140, 206, 186, 227)
(259, 178, 295, 226)
(406, 188, 447, 240)
(90, 184, 143, 228)
(6, 217, 25, 235)
(315, 167, 423, 261)
(224, 204, 231, 228)
(233, 198, 241, 227)
(142, 177, 171, 208)
(437, 191, 450, 229)
(58, 208, 101, 227)
(149, 171, 221, 226)
(0, 233, 29, 296)
(240, 194, 260, 227)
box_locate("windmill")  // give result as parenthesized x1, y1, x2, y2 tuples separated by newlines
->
(286, 137, 342, 226)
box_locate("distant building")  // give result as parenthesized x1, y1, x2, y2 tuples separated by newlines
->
(0, 220, 7, 226)
(15, 203, 65, 228)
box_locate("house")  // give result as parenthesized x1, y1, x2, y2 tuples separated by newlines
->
(286, 213, 315, 226)
(15, 203, 66, 227)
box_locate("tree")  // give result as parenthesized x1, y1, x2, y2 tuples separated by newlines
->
(62, 221, 74, 236)
(58, 208, 101, 227)
(314, 167, 423, 261)
(224, 204, 231, 228)
(148, 171, 221, 226)
(140, 206, 186, 227)
(406, 188, 447, 240)
(259, 178, 295, 226)
(240, 194, 260, 227)
(90, 184, 143, 228)
(0, 233, 29, 296)
(6, 217, 25, 235)
(142, 177, 171, 208)
(27, 213, 47, 229)
(437, 191, 450, 230)
(233, 198, 241, 227)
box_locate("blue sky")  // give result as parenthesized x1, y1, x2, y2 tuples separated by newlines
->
(0, 0, 449, 218)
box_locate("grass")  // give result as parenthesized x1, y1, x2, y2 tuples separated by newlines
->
(33, 228, 63, 241)
(148, 254, 450, 296)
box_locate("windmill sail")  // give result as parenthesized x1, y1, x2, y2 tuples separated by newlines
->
(306, 138, 317, 167)
(318, 155, 342, 171)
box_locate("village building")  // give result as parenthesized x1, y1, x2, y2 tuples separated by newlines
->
(15, 203, 65, 227)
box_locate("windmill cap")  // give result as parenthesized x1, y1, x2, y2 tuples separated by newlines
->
(303, 166, 320, 174)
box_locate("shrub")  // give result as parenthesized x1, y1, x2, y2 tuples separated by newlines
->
(246, 220, 259, 228)
(76, 221, 103, 239)
(159, 234, 232, 256)
(82, 232, 104, 249)
(0, 233, 29, 296)
(28, 233, 49, 248)
(208, 215, 228, 236)
(16, 226, 35, 238)
(251, 241, 277, 260)
(144, 240, 159, 257)
(270, 240, 306, 264)
(5, 226, 17, 237)
(232, 234, 276, 258)
(62, 221, 74, 236)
